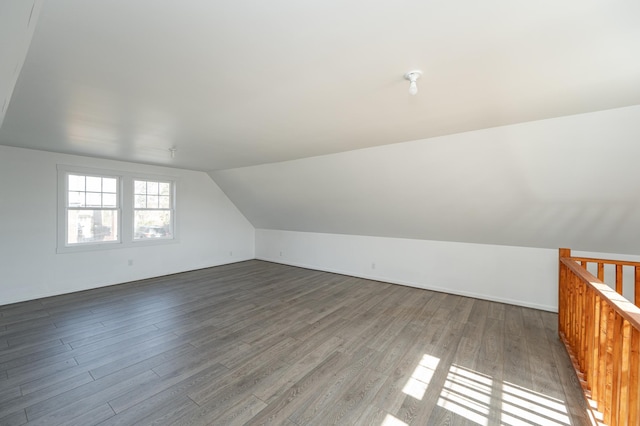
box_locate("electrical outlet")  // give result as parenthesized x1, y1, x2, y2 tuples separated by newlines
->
(229, 251, 233, 256)
(280, 251, 283, 257)
(371, 262, 376, 270)
(128, 259, 133, 266)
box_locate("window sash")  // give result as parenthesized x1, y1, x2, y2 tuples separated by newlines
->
(133, 179, 174, 241)
(64, 172, 121, 246)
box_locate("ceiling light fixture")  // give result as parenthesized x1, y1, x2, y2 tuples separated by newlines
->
(404, 70, 422, 96)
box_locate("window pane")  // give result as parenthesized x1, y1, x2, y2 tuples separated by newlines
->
(147, 181, 159, 195)
(158, 195, 170, 209)
(69, 175, 85, 191)
(68, 191, 85, 207)
(134, 195, 146, 208)
(159, 182, 170, 196)
(158, 182, 171, 195)
(86, 176, 102, 192)
(103, 193, 117, 208)
(103, 178, 117, 193)
(86, 192, 102, 207)
(134, 180, 147, 195)
(147, 195, 159, 208)
(134, 210, 172, 240)
(67, 209, 118, 244)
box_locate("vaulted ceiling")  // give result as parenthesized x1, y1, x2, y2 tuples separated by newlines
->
(3, 1, 640, 254)
(1, 0, 640, 171)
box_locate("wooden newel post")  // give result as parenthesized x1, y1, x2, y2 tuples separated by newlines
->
(559, 248, 571, 339)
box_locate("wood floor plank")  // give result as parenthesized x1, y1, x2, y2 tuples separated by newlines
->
(108, 362, 229, 416)
(0, 339, 69, 367)
(251, 336, 344, 403)
(73, 329, 185, 365)
(354, 404, 390, 425)
(60, 403, 115, 426)
(3, 346, 74, 377)
(26, 370, 158, 425)
(245, 351, 346, 426)
(128, 397, 199, 426)
(6, 357, 78, 384)
(287, 346, 379, 424)
(0, 408, 28, 426)
(0, 372, 93, 421)
(88, 342, 196, 380)
(0, 385, 21, 404)
(215, 394, 267, 425)
(308, 367, 387, 425)
(151, 341, 246, 379)
(19, 368, 91, 396)
(0, 260, 589, 425)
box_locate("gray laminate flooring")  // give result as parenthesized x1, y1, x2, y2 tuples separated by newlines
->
(0, 260, 589, 425)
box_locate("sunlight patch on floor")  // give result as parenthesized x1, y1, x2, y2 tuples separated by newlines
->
(401, 354, 440, 400)
(396, 357, 574, 426)
(381, 413, 409, 426)
(437, 365, 492, 426)
(501, 381, 571, 425)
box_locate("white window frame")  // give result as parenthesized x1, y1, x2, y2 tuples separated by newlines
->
(132, 177, 175, 242)
(57, 165, 178, 253)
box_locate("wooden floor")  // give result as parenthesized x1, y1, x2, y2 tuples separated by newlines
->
(0, 260, 589, 425)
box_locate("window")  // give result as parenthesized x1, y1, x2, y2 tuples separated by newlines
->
(66, 173, 120, 245)
(57, 165, 177, 252)
(133, 179, 173, 240)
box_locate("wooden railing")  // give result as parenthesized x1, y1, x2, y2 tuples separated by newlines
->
(559, 248, 640, 425)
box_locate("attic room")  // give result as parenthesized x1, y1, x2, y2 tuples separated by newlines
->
(1, 0, 640, 424)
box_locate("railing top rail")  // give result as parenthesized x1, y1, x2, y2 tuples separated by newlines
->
(561, 257, 640, 330)
(569, 256, 640, 268)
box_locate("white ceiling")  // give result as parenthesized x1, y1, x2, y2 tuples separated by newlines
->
(1, 0, 639, 171)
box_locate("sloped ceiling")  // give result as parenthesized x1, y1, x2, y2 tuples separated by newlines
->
(0, 1, 639, 171)
(211, 106, 640, 254)
(0, 1, 42, 130)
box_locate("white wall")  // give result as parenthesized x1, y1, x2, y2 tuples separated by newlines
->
(256, 229, 560, 311)
(255, 229, 640, 312)
(0, 145, 255, 306)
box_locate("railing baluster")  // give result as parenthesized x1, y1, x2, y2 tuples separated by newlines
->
(599, 300, 609, 414)
(635, 266, 640, 308)
(604, 307, 615, 424)
(618, 319, 631, 424)
(629, 328, 640, 424)
(611, 313, 623, 425)
(578, 276, 585, 370)
(591, 293, 601, 402)
(599, 262, 605, 281)
(616, 264, 623, 294)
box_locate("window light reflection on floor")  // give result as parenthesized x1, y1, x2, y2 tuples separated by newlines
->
(401, 354, 440, 400)
(381, 414, 409, 426)
(501, 381, 570, 425)
(437, 365, 492, 426)
(391, 357, 573, 426)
